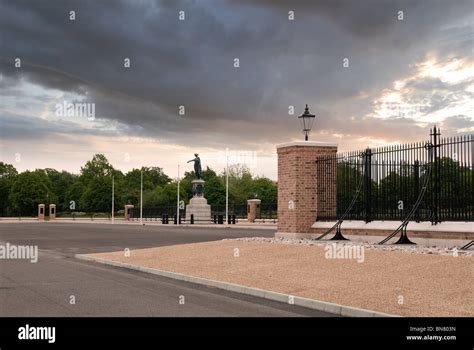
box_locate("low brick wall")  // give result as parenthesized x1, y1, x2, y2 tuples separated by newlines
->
(277, 227, 473, 241)
(308, 228, 473, 240)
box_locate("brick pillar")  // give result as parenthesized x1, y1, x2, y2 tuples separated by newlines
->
(247, 199, 261, 223)
(276, 141, 337, 237)
(38, 204, 45, 221)
(124, 204, 134, 220)
(49, 204, 56, 220)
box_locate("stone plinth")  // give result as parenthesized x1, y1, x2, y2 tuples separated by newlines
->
(49, 204, 56, 220)
(186, 179, 211, 223)
(247, 199, 261, 223)
(38, 204, 45, 221)
(185, 197, 211, 222)
(276, 141, 337, 236)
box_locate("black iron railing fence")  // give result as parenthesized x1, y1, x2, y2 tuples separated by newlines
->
(0, 209, 36, 217)
(211, 204, 247, 219)
(316, 127, 474, 223)
(129, 203, 278, 221)
(257, 203, 278, 220)
(130, 207, 178, 219)
(129, 205, 245, 220)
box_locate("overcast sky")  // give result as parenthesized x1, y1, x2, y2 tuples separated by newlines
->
(0, 0, 473, 179)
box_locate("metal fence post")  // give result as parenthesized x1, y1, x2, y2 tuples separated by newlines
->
(430, 126, 441, 224)
(364, 148, 372, 223)
(413, 160, 420, 222)
(434, 127, 440, 224)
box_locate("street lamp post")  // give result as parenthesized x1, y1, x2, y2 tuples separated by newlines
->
(225, 150, 229, 225)
(140, 169, 143, 225)
(177, 164, 180, 226)
(298, 104, 316, 141)
(111, 175, 114, 224)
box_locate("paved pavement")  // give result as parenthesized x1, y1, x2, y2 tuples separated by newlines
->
(0, 222, 336, 316)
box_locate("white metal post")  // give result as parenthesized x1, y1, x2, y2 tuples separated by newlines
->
(140, 169, 143, 225)
(112, 175, 114, 224)
(225, 150, 229, 225)
(177, 164, 180, 226)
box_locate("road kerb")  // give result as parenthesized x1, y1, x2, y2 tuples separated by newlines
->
(75, 254, 398, 317)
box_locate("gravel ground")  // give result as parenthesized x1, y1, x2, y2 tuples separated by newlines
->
(83, 239, 474, 317)
(229, 237, 474, 256)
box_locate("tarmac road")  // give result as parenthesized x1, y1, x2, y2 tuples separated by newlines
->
(0, 222, 336, 316)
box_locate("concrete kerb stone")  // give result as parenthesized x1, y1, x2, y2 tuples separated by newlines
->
(75, 254, 397, 317)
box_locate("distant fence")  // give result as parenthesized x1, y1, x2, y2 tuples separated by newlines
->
(316, 127, 474, 223)
(0, 203, 278, 221)
(130, 207, 178, 219)
(0, 209, 35, 217)
(211, 204, 247, 219)
(128, 206, 233, 224)
(257, 203, 278, 221)
(56, 212, 112, 219)
(129, 203, 278, 221)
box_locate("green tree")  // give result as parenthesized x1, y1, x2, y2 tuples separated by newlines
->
(78, 155, 125, 213)
(9, 170, 57, 215)
(80, 176, 114, 212)
(45, 168, 77, 212)
(65, 180, 86, 211)
(80, 154, 114, 186)
(336, 162, 368, 217)
(181, 164, 276, 207)
(143, 186, 165, 207)
(227, 164, 253, 205)
(205, 176, 226, 206)
(143, 182, 187, 207)
(123, 167, 170, 205)
(181, 166, 217, 201)
(0, 162, 18, 214)
(251, 177, 277, 204)
(162, 182, 181, 205)
(423, 157, 474, 215)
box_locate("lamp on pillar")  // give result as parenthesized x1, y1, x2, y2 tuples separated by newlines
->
(298, 104, 316, 141)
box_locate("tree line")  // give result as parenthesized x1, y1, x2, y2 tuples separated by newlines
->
(335, 157, 473, 220)
(0, 154, 277, 216)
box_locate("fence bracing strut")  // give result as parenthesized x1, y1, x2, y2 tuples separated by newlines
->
(315, 153, 366, 241)
(460, 240, 474, 250)
(379, 142, 435, 245)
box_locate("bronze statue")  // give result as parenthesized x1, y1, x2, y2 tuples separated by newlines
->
(187, 153, 202, 179)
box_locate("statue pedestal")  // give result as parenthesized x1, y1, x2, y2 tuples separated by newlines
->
(185, 179, 211, 223)
(185, 197, 211, 223)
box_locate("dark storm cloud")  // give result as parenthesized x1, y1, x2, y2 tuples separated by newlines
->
(0, 0, 472, 148)
(441, 115, 474, 136)
(0, 111, 122, 141)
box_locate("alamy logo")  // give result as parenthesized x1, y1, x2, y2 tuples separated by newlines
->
(324, 243, 365, 263)
(0, 243, 38, 263)
(55, 100, 95, 120)
(18, 324, 55, 343)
